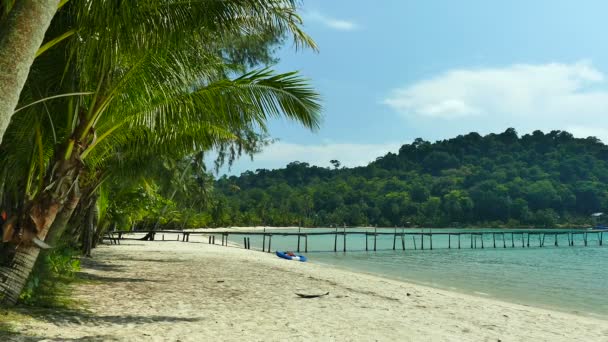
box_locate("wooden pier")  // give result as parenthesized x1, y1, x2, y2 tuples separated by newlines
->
(108, 228, 606, 253)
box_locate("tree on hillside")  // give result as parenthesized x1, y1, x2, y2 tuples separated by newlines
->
(213, 128, 608, 228)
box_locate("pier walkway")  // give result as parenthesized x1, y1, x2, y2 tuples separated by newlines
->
(107, 228, 606, 253)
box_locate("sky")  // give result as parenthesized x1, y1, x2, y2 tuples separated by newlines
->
(216, 0, 608, 176)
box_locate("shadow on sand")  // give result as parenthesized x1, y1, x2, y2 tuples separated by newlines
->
(5, 254, 198, 341)
(6, 306, 204, 341)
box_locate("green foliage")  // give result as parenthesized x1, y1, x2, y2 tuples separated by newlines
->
(0, 0, 321, 234)
(213, 129, 608, 227)
(19, 248, 80, 307)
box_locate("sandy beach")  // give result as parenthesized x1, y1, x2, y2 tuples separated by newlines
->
(11, 235, 608, 341)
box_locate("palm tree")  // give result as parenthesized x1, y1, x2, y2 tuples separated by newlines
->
(0, 0, 321, 304)
(0, 0, 61, 144)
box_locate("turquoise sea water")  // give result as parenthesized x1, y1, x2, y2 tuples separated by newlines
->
(228, 228, 608, 317)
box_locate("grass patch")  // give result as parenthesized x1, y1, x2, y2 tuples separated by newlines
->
(19, 247, 81, 308)
(0, 248, 96, 339)
(0, 308, 33, 338)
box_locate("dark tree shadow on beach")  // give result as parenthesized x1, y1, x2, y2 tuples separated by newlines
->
(79, 258, 126, 273)
(15, 305, 204, 327)
(75, 272, 152, 283)
(119, 257, 183, 263)
(3, 333, 120, 342)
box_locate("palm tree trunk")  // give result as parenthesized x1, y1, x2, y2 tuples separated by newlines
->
(0, 197, 62, 305)
(0, 163, 81, 304)
(82, 194, 98, 257)
(0, 245, 41, 305)
(0, 192, 70, 305)
(0, 0, 60, 144)
(44, 188, 81, 247)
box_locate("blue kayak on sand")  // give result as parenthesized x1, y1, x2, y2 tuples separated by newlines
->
(276, 251, 307, 262)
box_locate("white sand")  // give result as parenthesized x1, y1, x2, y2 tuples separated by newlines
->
(14, 235, 608, 341)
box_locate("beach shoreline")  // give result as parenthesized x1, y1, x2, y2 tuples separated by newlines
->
(13, 235, 608, 341)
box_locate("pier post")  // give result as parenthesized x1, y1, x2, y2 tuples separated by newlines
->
(244, 237, 247, 249)
(493, 233, 496, 248)
(297, 227, 301, 252)
(268, 235, 272, 253)
(511, 233, 514, 248)
(448, 234, 451, 249)
(412, 235, 417, 250)
(343, 228, 347, 253)
(502, 233, 506, 248)
(365, 233, 368, 251)
(421, 234, 424, 250)
(584, 233, 588, 247)
(262, 234, 266, 252)
(430, 234, 433, 250)
(470, 234, 473, 249)
(297, 235, 301, 252)
(601, 232, 603, 246)
(374, 227, 377, 251)
(393, 228, 397, 250)
(527, 233, 530, 247)
(555, 233, 558, 247)
(401, 232, 406, 250)
(541, 233, 546, 247)
(458, 234, 461, 249)
(481, 234, 484, 249)
(305, 235, 308, 253)
(334, 227, 338, 252)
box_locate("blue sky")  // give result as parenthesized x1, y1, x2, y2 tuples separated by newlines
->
(218, 0, 608, 175)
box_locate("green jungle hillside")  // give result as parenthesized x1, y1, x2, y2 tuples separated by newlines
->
(214, 129, 608, 228)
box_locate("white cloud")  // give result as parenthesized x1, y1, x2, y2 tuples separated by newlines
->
(304, 11, 358, 31)
(383, 61, 608, 124)
(215, 141, 401, 175)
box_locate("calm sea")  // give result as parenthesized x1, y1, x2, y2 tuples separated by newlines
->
(229, 228, 608, 317)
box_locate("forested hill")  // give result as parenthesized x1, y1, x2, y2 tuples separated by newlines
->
(213, 129, 608, 228)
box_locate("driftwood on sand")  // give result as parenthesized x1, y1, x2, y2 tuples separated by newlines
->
(295, 292, 329, 299)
